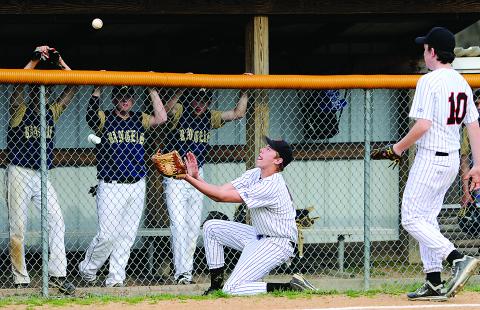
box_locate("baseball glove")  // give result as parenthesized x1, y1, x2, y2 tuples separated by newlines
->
(151, 150, 187, 179)
(296, 207, 319, 229)
(370, 144, 401, 168)
(32, 47, 62, 68)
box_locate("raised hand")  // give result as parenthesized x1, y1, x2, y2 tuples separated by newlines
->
(185, 151, 199, 179)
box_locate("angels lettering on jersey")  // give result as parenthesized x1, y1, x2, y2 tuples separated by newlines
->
(23, 124, 54, 139)
(178, 128, 211, 144)
(106, 129, 145, 145)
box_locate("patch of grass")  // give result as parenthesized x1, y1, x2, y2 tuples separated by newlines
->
(1, 282, 479, 308)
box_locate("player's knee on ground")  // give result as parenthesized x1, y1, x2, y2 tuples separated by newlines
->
(222, 280, 242, 295)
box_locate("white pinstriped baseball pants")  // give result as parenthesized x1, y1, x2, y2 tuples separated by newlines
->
(203, 219, 294, 295)
(401, 148, 458, 273)
(6, 165, 67, 284)
(164, 168, 204, 281)
(79, 179, 145, 286)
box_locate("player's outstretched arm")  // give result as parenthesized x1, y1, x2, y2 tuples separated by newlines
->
(164, 73, 192, 115)
(55, 53, 77, 110)
(394, 119, 431, 155)
(220, 72, 251, 122)
(148, 87, 168, 127)
(25, 45, 50, 69)
(183, 152, 242, 203)
(164, 89, 183, 116)
(184, 174, 243, 203)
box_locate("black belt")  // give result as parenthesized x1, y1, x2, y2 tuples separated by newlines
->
(435, 151, 448, 156)
(103, 177, 140, 184)
(257, 234, 270, 239)
(256, 234, 296, 248)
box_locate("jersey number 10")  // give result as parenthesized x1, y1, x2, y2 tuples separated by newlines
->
(447, 92, 467, 125)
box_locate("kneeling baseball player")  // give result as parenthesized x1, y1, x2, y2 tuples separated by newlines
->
(180, 136, 316, 295)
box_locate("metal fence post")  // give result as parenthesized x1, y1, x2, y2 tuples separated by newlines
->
(40, 85, 49, 297)
(363, 89, 372, 290)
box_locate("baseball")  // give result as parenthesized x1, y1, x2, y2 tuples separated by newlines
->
(92, 18, 103, 30)
(88, 134, 101, 144)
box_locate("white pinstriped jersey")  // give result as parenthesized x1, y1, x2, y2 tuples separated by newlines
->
(409, 68, 479, 152)
(231, 168, 298, 243)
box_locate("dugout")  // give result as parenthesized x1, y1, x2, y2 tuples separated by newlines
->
(0, 1, 480, 284)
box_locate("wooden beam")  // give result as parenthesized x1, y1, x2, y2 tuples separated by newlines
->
(1, 1, 480, 15)
(245, 16, 269, 170)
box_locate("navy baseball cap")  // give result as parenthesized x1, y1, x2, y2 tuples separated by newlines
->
(415, 27, 455, 53)
(111, 86, 135, 99)
(264, 136, 294, 168)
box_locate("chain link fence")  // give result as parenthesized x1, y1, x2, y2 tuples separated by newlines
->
(0, 83, 478, 294)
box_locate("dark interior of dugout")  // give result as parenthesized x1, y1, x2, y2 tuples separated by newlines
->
(0, 14, 478, 74)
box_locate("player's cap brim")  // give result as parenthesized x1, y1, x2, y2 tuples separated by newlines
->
(263, 136, 293, 168)
(415, 36, 427, 45)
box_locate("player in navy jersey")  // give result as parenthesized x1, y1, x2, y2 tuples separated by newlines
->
(180, 137, 316, 295)
(163, 87, 248, 284)
(6, 45, 77, 294)
(78, 85, 167, 287)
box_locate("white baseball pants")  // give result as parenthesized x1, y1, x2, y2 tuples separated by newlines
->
(6, 164, 67, 284)
(79, 178, 145, 286)
(203, 219, 294, 295)
(401, 148, 458, 273)
(164, 168, 204, 281)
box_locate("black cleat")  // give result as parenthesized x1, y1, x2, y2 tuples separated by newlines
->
(14, 283, 29, 289)
(407, 281, 447, 301)
(203, 286, 219, 295)
(49, 276, 76, 295)
(445, 255, 480, 297)
(289, 274, 317, 291)
(176, 275, 194, 285)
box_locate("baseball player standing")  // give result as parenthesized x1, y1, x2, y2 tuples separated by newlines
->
(390, 27, 480, 300)
(6, 45, 76, 294)
(163, 87, 248, 284)
(78, 86, 167, 287)
(180, 137, 316, 295)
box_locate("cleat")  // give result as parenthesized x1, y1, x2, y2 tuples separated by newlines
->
(407, 281, 447, 301)
(289, 274, 317, 291)
(49, 277, 76, 295)
(176, 275, 194, 285)
(14, 283, 29, 289)
(203, 286, 219, 295)
(445, 255, 480, 297)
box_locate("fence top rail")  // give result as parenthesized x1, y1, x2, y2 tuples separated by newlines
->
(2, 69, 480, 89)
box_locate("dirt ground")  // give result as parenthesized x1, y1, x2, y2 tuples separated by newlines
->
(3, 292, 480, 310)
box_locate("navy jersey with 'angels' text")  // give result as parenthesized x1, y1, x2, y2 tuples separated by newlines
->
(165, 103, 224, 167)
(94, 109, 150, 180)
(7, 101, 65, 170)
